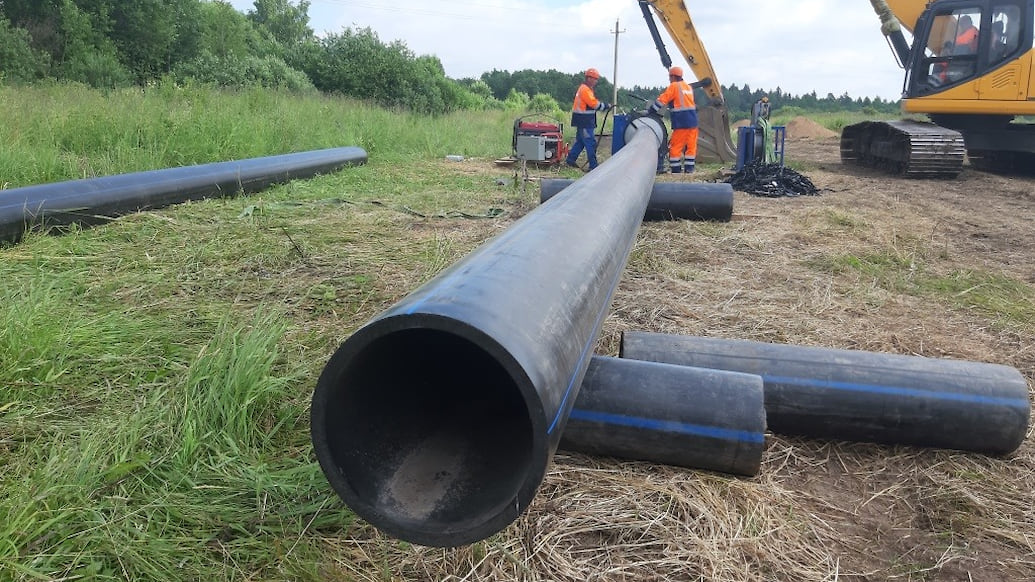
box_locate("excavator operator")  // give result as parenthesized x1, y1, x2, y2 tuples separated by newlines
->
(648, 66, 699, 173)
(565, 68, 612, 171)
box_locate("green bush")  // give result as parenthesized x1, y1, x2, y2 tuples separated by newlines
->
(59, 49, 132, 89)
(0, 17, 50, 81)
(172, 52, 315, 92)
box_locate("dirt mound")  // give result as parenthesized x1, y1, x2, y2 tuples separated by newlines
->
(784, 116, 838, 139)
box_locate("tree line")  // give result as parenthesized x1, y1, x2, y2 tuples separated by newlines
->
(1, 0, 900, 118)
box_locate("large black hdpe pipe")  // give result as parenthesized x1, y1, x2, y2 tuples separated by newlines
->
(620, 332, 1031, 455)
(540, 179, 733, 222)
(560, 355, 766, 477)
(0, 147, 368, 244)
(310, 117, 667, 548)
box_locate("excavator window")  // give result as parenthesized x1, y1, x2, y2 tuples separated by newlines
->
(989, 5, 1022, 65)
(918, 8, 983, 88)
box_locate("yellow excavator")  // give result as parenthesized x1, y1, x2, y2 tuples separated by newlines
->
(641, 0, 1035, 177)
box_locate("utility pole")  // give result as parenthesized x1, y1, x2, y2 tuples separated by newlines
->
(611, 18, 625, 106)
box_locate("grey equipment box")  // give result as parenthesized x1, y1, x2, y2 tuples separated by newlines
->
(515, 135, 549, 161)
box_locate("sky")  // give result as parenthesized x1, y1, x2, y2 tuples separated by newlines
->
(228, 0, 910, 101)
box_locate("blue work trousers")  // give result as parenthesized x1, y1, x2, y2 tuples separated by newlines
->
(566, 127, 599, 170)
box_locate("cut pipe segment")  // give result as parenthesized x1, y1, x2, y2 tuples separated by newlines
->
(540, 179, 733, 222)
(619, 332, 1030, 455)
(311, 117, 666, 547)
(0, 146, 369, 244)
(560, 355, 766, 476)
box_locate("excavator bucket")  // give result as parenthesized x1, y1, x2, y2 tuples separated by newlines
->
(696, 102, 737, 164)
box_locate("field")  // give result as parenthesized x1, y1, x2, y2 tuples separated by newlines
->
(1, 89, 1033, 581)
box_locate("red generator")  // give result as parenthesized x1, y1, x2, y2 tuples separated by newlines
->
(512, 115, 569, 165)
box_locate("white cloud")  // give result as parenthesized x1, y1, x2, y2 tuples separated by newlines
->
(227, 0, 908, 100)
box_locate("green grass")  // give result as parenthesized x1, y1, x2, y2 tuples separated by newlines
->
(809, 249, 1035, 326)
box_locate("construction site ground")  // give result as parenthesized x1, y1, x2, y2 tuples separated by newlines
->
(399, 123, 1035, 581)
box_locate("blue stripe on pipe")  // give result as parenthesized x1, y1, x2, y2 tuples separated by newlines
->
(763, 374, 1030, 409)
(568, 408, 766, 444)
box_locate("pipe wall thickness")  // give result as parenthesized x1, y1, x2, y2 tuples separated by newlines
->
(311, 118, 666, 547)
(540, 179, 733, 222)
(0, 146, 369, 244)
(560, 355, 766, 476)
(619, 332, 1031, 455)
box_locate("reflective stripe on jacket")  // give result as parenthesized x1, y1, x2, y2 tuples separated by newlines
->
(571, 83, 604, 128)
(653, 80, 698, 129)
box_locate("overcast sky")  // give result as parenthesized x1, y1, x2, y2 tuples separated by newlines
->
(229, 0, 909, 101)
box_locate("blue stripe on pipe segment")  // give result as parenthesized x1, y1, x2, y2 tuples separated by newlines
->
(568, 408, 766, 444)
(763, 374, 1030, 409)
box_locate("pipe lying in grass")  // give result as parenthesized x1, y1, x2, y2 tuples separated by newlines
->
(540, 179, 734, 222)
(0, 146, 369, 244)
(619, 332, 1031, 455)
(560, 355, 766, 477)
(310, 117, 667, 548)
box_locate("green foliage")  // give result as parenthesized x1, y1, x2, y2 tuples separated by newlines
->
(503, 88, 531, 111)
(245, 0, 313, 48)
(196, 0, 265, 59)
(0, 15, 50, 81)
(295, 27, 480, 114)
(172, 51, 315, 92)
(480, 68, 613, 111)
(528, 92, 563, 117)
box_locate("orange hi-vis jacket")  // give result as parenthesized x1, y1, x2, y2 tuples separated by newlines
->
(571, 83, 606, 129)
(955, 25, 978, 52)
(652, 80, 698, 129)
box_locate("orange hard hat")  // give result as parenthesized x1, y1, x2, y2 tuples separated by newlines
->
(669, 66, 683, 78)
(585, 68, 600, 79)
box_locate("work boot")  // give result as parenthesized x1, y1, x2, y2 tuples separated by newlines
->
(670, 166, 683, 174)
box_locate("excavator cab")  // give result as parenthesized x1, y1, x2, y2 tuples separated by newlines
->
(906, 0, 1031, 96)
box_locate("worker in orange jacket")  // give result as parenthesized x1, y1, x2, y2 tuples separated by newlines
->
(565, 68, 611, 171)
(648, 66, 699, 173)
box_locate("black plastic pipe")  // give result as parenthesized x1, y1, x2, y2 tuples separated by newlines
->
(310, 117, 667, 547)
(560, 355, 766, 476)
(619, 332, 1031, 455)
(541, 179, 733, 222)
(0, 146, 368, 244)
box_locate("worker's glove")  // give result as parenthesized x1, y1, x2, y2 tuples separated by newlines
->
(598, 102, 611, 112)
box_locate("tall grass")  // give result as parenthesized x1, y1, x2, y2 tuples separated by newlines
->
(0, 81, 514, 188)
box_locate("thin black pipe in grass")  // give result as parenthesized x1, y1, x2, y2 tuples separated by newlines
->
(0, 147, 368, 244)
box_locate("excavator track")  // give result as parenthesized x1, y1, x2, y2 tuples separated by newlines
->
(840, 120, 966, 178)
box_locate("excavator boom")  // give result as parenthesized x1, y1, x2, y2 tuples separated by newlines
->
(639, 0, 737, 163)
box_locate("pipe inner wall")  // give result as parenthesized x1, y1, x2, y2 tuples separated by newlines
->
(312, 118, 666, 547)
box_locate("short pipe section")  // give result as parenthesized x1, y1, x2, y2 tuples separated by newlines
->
(312, 117, 666, 547)
(560, 356, 766, 476)
(540, 179, 733, 222)
(619, 332, 1031, 455)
